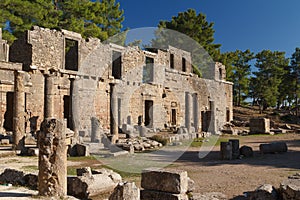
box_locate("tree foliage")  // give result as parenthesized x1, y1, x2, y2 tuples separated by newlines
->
(252, 50, 289, 111)
(0, 0, 124, 44)
(158, 9, 221, 60)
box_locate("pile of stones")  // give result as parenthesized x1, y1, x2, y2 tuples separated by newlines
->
(116, 137, 163, 152)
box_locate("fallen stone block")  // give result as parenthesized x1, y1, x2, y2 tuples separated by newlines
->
(280, 173, 300, 200)
(240, 145, 253, 157)
(141, 168, 188, 194)
(259, 142, 288, 154)
(109, 182, 140, 200)
(0, 168, 25, 185)
(140, 190, 188, 200)
(22, 173, 38, 190)
(67, 170, 122, 199)
(27, 148, 39, 156)
(248, 184, 278, 200)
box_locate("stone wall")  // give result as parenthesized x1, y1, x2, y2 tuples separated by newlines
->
(0, 26, 233, 140)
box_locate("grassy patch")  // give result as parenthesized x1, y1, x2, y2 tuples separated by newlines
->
(22, 165, 38, 172)
(102, 165, 140, 179)
(67, 156, 97, 162)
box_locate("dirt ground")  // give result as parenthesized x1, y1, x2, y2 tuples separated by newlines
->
(0, 133, 300, 199)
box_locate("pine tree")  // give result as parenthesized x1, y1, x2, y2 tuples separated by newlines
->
(0, 0, 124, 43)
(290, 48, 300, 114)
(253, 50, 288, 112)
(158, 9, 221, 60)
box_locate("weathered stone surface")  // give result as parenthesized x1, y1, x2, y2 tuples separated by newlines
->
(23, 173, 38, 190)
(109, 182, 140, 200)
(0, 168, 25, 185)
(0, 138, 10, 145)
(229, 139, 240, 159)
(67, 168, 122, 199)
(141, 190, 188, 200)
(220, 142, 232, 160)
(74, 143, 90, 156)
(280, 173, 300, 200)
(77, 167, 92, 177)
(250, 118, 270, 134)
(248, 184, 278, 200)
(187, 177, 195, 192)
(141, 168, 188, 194)
(13, 71, 26, 151)
(260, 142, 288, 154)
(38, 118, 67, 197)
(27, 148, 39, 156)
(240, 145, 253, 157)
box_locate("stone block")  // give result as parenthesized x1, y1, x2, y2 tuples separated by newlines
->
(250, 118, 270, 134)
(109, 182, 140, 200)
(1, 139, 10, 145)
(0, 168, 25, 185)
(27, 148, 39, 156)
(248, 184, 278, 200)
(77, 144, 90, 156)
(140, 190, 188, 200)
(67, 171, 122, 199)
(141, 168, 188, 194)
(280, 173, 300, 200)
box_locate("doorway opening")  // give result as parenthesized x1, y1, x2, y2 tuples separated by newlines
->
(144, 100, 153, 127)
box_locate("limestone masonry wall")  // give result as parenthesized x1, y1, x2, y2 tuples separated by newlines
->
(0, 26, 233, 142)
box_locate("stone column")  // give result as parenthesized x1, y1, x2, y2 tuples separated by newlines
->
(38, 118, 67, 197)
(193, 93, 199, 132)
(13, 71, 25, 151)
(110, 83, 118, 144)
(44, 74, 55, 118)
(70, 77, 79, 142)
(208, 101, 217, 134)
(185, 92, 191, 132)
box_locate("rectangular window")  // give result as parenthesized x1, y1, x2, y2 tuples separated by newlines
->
(170, 54, 174, 69)
(182, 57, 186, 72)
(143, 57, 154, 83)
(65, 39, 79, 71)
(112, 51, 122, 79)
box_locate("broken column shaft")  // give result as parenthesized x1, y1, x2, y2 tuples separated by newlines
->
(38, 118, 67, 197)
(44, 74, 55, 118)
(13, 70, 25, 151)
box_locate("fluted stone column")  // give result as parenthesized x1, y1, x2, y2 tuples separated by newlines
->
(44, 74, 55, 118)
(13, 70, 25, 151)
(110, 83, 118, 144)
(38, 118, 67, 197)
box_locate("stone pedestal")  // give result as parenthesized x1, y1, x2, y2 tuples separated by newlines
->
(38, 118, 67, 197)
(13, 71, 25, 151)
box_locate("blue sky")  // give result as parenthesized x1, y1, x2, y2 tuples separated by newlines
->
(117, 0, 300, 58)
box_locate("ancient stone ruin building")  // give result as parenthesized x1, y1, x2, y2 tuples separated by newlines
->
(0, 26, 232, 147)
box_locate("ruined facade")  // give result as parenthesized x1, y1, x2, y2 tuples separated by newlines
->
(0, 26, 232, 145)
